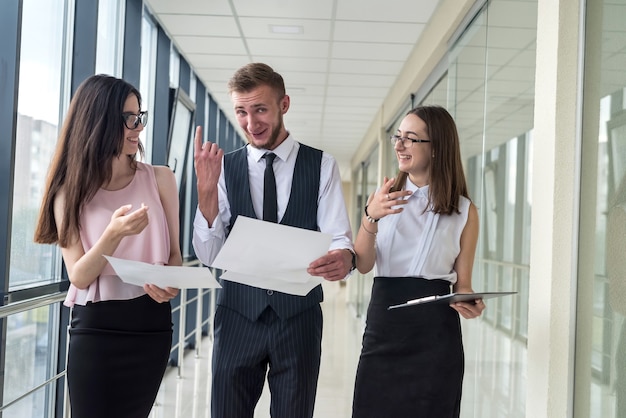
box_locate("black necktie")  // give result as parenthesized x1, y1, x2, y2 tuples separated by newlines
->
(263, 153, 278, 223)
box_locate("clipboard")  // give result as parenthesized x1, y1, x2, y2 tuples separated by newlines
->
(387, 291, 517, 310)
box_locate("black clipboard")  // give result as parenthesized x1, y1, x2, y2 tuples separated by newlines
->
(387, 291, 517, 310)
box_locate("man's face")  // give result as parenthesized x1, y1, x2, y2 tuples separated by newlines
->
(231, 84, 290, 150)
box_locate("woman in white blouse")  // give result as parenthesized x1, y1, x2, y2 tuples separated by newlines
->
(351, 105, 485, 418)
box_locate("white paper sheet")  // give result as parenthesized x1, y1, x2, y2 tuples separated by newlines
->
(220, 271, 323, 296)
(104, 256, 221, 289)
(210, 216, 332, 295)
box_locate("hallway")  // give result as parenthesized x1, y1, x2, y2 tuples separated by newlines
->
(147, 278, 532, 418)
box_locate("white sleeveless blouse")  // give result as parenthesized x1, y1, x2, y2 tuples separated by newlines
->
(374, 178, 471, 284)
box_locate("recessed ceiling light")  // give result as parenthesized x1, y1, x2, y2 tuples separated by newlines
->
(270, 25, 303, 34)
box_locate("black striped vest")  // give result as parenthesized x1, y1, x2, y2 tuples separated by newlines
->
(219, 143, 324, 320)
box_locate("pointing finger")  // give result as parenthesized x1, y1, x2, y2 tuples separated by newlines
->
(194, 126, 203, 155)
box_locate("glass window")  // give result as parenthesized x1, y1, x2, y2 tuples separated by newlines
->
(190, 73, 197, 104)
(3, 306, 60, 418)
(347, 145, 380, 318)
(7, 1, 69, 415)
(170, 46, 180, 88)
(95, 0, 123, 76)
(140, 12, 158, 163)
(359, 146, 380, 315)
(578, 1, 626, 415)
(421, 73, 448, 108)
(10, 0, 66, 290)
(447, 0, 537, 416)
(347, 165, 364, 312)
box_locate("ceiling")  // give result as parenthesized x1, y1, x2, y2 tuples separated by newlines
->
(143, 0, 442, 179)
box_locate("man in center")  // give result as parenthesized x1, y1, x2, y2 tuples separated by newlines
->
(192, 62, 355, 418)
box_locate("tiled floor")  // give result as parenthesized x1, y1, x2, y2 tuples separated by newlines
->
(149, 281, 362, 418)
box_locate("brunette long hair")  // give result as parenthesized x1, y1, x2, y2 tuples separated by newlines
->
(34, 74, 144, 247)
(390, 105, 470, 215)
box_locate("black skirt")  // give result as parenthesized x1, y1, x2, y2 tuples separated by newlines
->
(352, 277, 464, 418)
(67, 294, 173, 418)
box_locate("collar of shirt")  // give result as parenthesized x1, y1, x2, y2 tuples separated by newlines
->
(247, 133, 298, 164)
(244, 134, 301, 222)
(405, 177, 429, 200)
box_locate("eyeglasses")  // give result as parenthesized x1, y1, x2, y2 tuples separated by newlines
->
(122, 111, 148, 130)
(389, 134, 431, 148)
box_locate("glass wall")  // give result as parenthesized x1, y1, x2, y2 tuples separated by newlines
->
(577, 0, 626, 417)
(4, 306, 59, 417)
(445, 1, 537, 416)
(348, 145, 380, 318)
(422, 73, 448, 107)
(9, 0, 66, 291)
(3, 0, 68, 415)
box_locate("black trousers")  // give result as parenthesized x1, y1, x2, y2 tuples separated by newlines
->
(67, 295, 172, 418)
(352, 277, 464, 418)
(211, 304, 323, 418)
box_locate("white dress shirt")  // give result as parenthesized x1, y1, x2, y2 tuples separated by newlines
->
(374, 179, 471, 283)
(193, 134, 354, 266)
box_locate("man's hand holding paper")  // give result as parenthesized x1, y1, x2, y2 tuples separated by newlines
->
(306, 248, 354, 281)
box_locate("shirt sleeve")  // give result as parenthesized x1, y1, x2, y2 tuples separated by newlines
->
(317, 152, 354, 252)
(191, 170, 231, 266)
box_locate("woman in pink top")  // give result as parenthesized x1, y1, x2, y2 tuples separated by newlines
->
(34, 74, 181, 418)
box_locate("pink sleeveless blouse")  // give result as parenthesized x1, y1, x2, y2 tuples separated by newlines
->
(64, 162, 171, 307)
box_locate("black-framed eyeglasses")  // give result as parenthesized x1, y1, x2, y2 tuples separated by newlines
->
(389, 134, 431, 148)
(122, 111, 148, 130)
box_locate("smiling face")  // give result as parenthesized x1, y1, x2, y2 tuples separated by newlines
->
(394, 113, 432, 186)
(121, 93, 143, 156)
(231, 84, 290, 150)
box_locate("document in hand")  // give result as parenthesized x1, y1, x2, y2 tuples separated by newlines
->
(104, 256, 221, 289)
(387, 291, 517, 310)
(210, 216, 333, 296)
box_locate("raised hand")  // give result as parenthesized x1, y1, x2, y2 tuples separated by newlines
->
(193, 126, 224, 225)
(108, 203, 149, 238)
(193, 126, 223, 194)
(365, 177, 413, 221)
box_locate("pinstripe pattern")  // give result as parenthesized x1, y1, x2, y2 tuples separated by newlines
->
(212, 143, 324, 418)
(212, 305, 323, 418)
